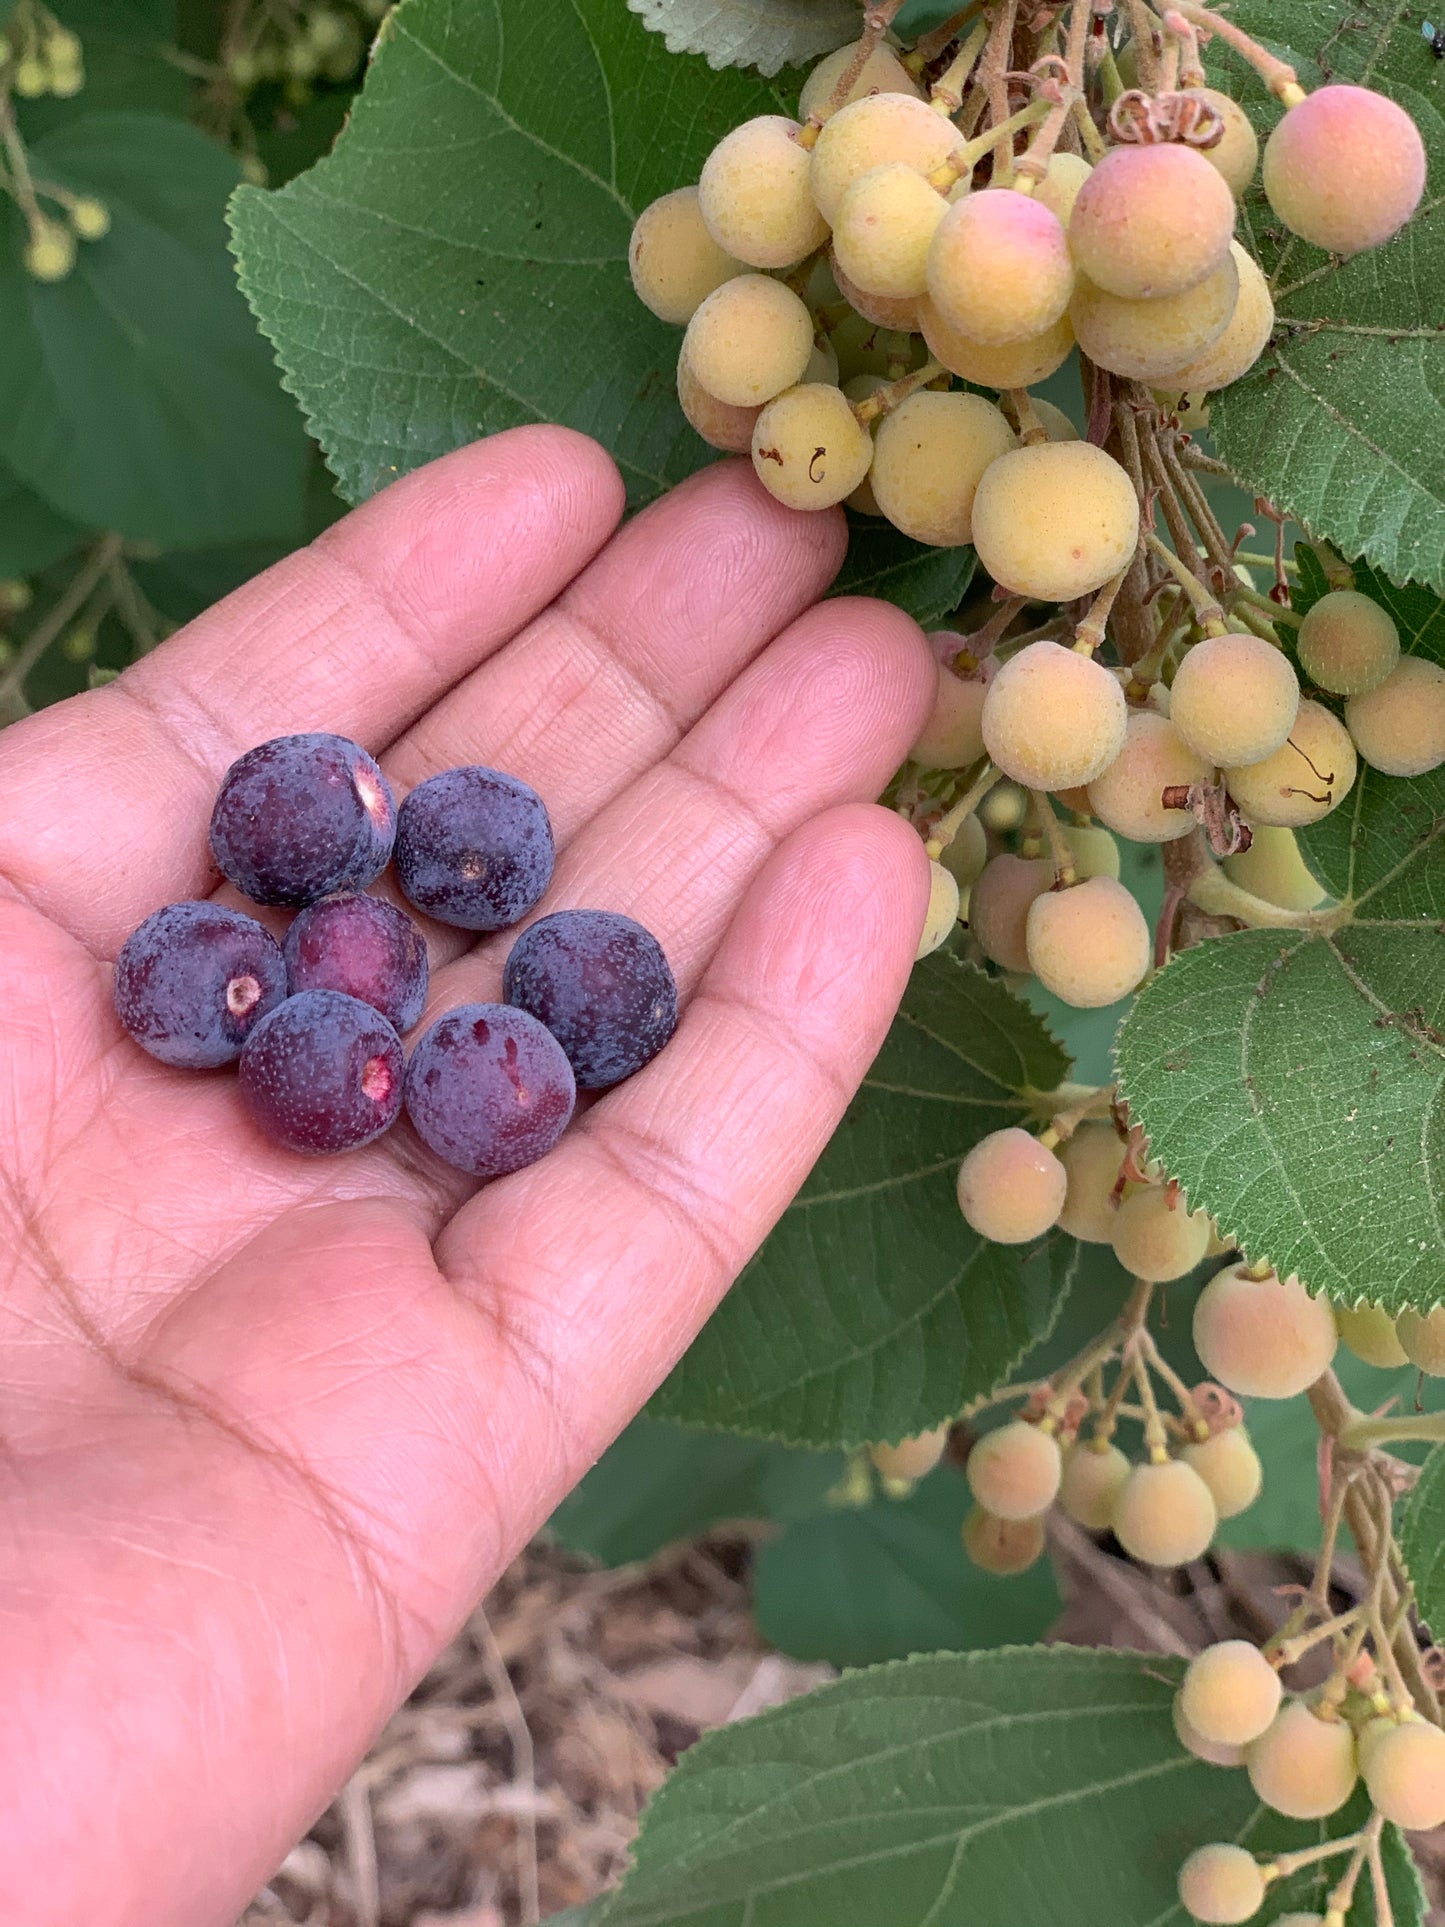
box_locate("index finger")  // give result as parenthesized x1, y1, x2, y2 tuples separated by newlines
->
(0, 427, 624, 955)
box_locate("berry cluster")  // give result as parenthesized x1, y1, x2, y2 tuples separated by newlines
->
(630, 12, 1438, 1017)
(1176, 1637, 1445, 1923)
(112, 733, 678, 1176)
(3, 5, 111, 283)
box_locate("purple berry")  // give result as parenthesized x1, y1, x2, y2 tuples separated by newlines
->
(283, 894, 429, 1033)
(503, 910, 677, 1090)
(209, 733, 396, 907)
(238, 990, 403, 1155)
(404, 1004, 576, 1178)
(394, 766, 554, 932)
(113, 901, 287, 1068)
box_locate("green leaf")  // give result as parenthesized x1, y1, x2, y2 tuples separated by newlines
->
(753, 1466, 1061, 1666)
(830, 519, 974, 627)
(626, 0, 859, 76)
(1398, 1442, 1445, 1637)
(1204, 6, 1445, 589)
(229, 0, 789, 511)
(597, 1647, 1421, 1927)
(544, 1908, 600, 1927)
(651, 950, 1074, 1448)
(1115, 562, 1445, 1311)
(0, 458, 85, 576)
(549, 1418, 840, 1566)
(0, 114, 309, 547)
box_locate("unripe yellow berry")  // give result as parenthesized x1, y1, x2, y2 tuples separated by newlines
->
(965, 1419, 1062, 1521)
(956, 1127, 1067, 1244)
(869, 1424, 950, 1483)
(1177, 1843, 1265, 1924)
(1110, 1184, 1212, 1281)
(1173, 1692, 1245, 1768)
(915, 860, 960, 960)
(1361, 1716, 1445, 1830)
(1182, 1427, 1262, 1520)
(24, 220, 76, 283)
(1058, 1439, 1131, 1529)
(1246, 1699, 1357, 1819)
(1193, 1263, 1338, 1399)
(1112, 1458, 1217, 1567)
(961, 1505, 1046, 1574)
(1334, 1299, 1409, 1369)
(1180, 1640, 1282, 1748)
(69, 196, 111, 242)
(1397, 1305, 1445, 1375)
(1056, 1122, 1125, 1244)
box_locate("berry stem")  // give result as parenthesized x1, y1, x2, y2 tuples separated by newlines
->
(1135, 1328, 1205, 1433)
(931, 96, 1052, 189)
(1006, 387, 1049, 445)
(1120, 0, 1163, 92)
(906, 0, 988, 70)
(1366, 1818, 1396, 1927)
(0, 85, 46, 240)
(1167, 3, 1305, 104)
(810, 0, 909, 130)
(1159, 9, 1207, 88)
(925, 762, 1002, 859)
(1073, 567, 1129, 656)
(1264, 1831, 1368, 1881)
(850, 359, 947, 425)
(1142, 532, 1225, 631)
(1071, 94, 1108, 160)
(1131, 1349, 1169, 1459)
(927, 18, 989, 115)
(1340, 1411, 1445, 1451)
(1186, 864, 1339, 933)
(0, 531, 123, 718)
(1030, 789, 1078, 887)
(976, 0, 1022, 185)
(1268, 1605, 1364, 1670)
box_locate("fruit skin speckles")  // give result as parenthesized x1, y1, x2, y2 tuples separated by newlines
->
(405, 1003, 576, 1178)
(209, 733, 397, 908)
(394, 766, 555, 932)
(113, 900, 287, 1068)
(283, 893, 429, 1033)
(238, 989, 404, 1154)
(503, 909, 678, 1089)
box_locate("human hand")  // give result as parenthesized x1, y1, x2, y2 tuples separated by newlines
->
(0, 429, 934, 1927)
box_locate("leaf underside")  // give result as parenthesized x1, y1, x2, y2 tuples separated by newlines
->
(625, 0, 859, 77)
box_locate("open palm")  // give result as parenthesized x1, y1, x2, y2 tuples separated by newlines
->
(0, 428, 933, 1927)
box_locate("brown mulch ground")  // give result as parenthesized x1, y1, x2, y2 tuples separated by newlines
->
(238, 1524, 1445, 1927)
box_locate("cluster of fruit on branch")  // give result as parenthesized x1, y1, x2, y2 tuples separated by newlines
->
(626, 7, 1444, 1919)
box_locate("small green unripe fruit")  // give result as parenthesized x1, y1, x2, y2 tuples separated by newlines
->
(965, 1419, 1062, 1521)
(14, 57, 50, 96)
(1334, 1299, 1408, 1369)
(1246, 1699, 1357, 1819)
(24, 221, 77, 283)
(1180, 1640, 1282, 1748)
(69, 197, 111, 242)
(868, 1425, 950, 1483)
(1177, 1842, 1265, 1924)
(1396, 1305, 1445, 1375)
